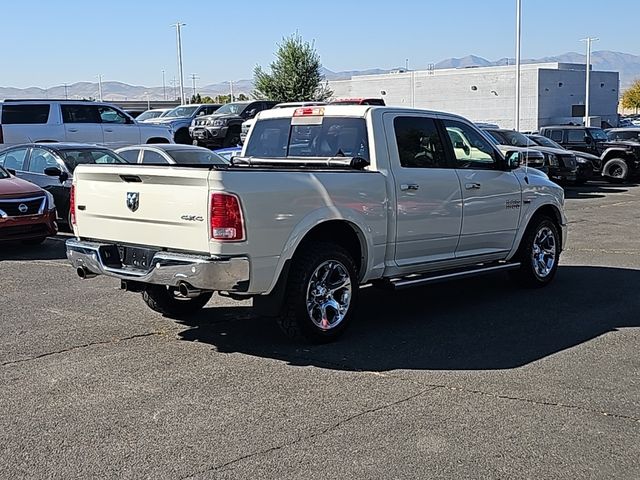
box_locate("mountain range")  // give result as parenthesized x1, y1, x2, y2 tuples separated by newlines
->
(1, 50, 638, 102)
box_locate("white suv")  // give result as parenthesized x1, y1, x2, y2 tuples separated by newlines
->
(0, 100, 173, 147)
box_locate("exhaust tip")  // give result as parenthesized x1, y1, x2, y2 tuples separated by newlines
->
(178, 281, 202, 298)
(77, 266, 96, 279)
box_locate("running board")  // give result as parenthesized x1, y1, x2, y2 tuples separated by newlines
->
(387, 262, 521, 290)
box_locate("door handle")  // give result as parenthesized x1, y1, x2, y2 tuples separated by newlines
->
(400, 183, 420, 191)
(104, 128, 114, 133)
(68, 128, 78, 132)
(465, 182, 481, 190)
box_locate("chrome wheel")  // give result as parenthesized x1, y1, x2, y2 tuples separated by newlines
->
(306, 260, 352, 331)
(531, 226, 557, 278)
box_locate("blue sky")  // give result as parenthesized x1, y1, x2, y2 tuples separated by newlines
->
(2, 0, 639, 88)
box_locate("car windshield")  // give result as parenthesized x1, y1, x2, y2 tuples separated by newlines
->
(59, 149, 127, 173)
(530, 135, 564, 149)
(588, 128, 609, 141)
(607, 130, 640, 142)
(164, 106, 199, 118)
(136, 110, 165, 122)
(214, 103, 248, 115)
(0, 166, 9, 179)
(245, 117, 369, 161)
(168, 149, 228, 165)
(489, 130, 536, 147)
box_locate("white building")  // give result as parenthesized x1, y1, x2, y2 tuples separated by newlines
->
(329, 63, 620, 131)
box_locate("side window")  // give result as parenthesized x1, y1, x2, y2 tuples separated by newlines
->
(0, 148, 29, 171)
(1, 104, 50, 124)
(61, 105, 101, 123)
(28, 148, 60, 174)
(442, 120, 496, 169)
(549, 130, 563, 142)
(117, 150, 140, 163)
(204, 106, 217, 115)
(393, 116, 448, 168)
(98, 106, 128, 124)
(141, 150, 168, 164)
(566, 129, 586, 143)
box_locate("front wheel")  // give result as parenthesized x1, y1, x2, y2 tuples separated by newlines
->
(142, 285, 213, 318)
(603, 158, 629, 183)
(277, 242, 358, 343)
(510, 216, 560, 288)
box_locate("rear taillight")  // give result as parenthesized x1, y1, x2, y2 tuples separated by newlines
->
(0, 125, 4, 144)
(210, 193, 244, 241)
(70, 184, 76, 226)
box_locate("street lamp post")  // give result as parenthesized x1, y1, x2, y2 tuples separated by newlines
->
(514, 0, 522, 131)
(97, 74, 103, 101)
(162, 69, 166, 101)
(581, 37, 599, 126)
(172, 22, 186, 105)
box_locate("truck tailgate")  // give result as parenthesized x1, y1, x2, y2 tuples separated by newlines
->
(73, 165, 212, 253)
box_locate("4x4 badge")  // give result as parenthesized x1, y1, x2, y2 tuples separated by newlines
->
(126, 192, 140, 212)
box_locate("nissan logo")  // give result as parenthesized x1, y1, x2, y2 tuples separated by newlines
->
(18, 203, 28, 214)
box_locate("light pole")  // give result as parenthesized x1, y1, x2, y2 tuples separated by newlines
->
(191, 73, 199, 100)
(172, 22, 186, 104)
(581, 37, 599, 126)
(514, 0, 522, 131)
(162, 69, 166, 101)
(64, 83, 69, 100)
(229, 81, 234, 102)
(97, 74, 103, 101)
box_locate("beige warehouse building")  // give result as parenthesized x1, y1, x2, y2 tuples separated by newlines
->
(329, 63, 620, 131)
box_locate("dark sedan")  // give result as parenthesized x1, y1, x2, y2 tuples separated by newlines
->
(0, 143, 127, 227)
(527, 134, 597, 185)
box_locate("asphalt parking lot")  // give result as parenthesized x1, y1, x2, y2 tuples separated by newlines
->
(1, 181, 639, 479)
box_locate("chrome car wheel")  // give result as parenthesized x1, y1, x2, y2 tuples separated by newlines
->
(531, 226, 557, 278)
(306, 260, 352, 331)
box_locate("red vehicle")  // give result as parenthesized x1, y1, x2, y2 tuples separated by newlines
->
(0, 165, 57, 244)
(330, 98, 386, 106)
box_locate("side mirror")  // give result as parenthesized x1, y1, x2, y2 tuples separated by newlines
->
(584, 136, 592, 144)
(453, 141, 470, 156)
(246, 109, 257, 118)
(504, 150, 521, 170)
(6, 168, 16, 175)
(44, 166, 62, 177)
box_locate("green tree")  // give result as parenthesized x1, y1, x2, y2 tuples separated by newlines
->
(622, 80, 640, 113)
(253, 33, 332, 102)
(214, 94, 232, 104)
(190, 93, 203, 104)
(237, 93, 249, 101)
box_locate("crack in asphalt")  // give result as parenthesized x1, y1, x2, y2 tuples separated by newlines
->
(0, 331, 171, 367)
(179, 387, 437, 479)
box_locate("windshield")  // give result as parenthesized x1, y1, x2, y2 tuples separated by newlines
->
(530, 135, 563, 149)
(488, 130, 536, 147)
(607, 130, 640, 142)
(60, 149, 127, 173)
(168, 149, 228, 165)
(0, 166, 9, 179)
(136, 110, 164, 122)
(245, 117, 369, 161)
(588, 128, 608, 141)
(214, 103, 248, 115)
(164, 106, 199, 118)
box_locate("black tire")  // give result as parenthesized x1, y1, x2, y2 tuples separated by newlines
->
(174, 129, 191, 145)
(142, 285, 213, 318)
(277, 242, 358, 343)
(510, 215, 560, 288)
(23, 236, 47, 245)
(603, 158, 629, 183)
(223, 131, 241, 148)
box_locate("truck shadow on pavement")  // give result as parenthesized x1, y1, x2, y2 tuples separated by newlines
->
(176, 265, 639, 371)
(0, 237, 68, 262)
(563, 183, 634, 200)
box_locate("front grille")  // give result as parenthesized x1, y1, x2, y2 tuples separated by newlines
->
(0, 196, 46, 217)
(559, 155, 577, 169)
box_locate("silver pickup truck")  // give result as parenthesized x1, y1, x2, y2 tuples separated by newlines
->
(66, 105, 567, 342)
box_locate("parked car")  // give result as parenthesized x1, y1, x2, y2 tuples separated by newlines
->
(481, 128, 578, 184)
(330, 98, 386, 106)
(539, 125, 640, 182)
(527, 134, 596, 184)
(240, 102, 327, 144)
(605, 128, 640, 143)
(211, 147, 242, 162)
(0, 99, 173, 147)
(0, 143, 127, 227)
(67, 105, 566, 343)
(190, 101, 278, 148)
(147, 104, 221, 144)
(471, 127, 546, 171)
(0, 165, 57, 244)
(115, 144, 228, 165)
(136, 109, 171, 123)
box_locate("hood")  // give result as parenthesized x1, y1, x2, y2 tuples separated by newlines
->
(568, 150, 599, 161)
(197, 113, 243, 121)
(530, 146, 570, 155)
(147, 117, 187, 124)
(0, 175, 43, 197)
(495, 145, 544, 158)
(604, 140, 639, 148)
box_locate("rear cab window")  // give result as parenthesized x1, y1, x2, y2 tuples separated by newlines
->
(245, 116, 369, 161)
(1, 104, 50, 124)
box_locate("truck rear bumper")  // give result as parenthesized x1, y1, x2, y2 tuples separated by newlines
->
(66, 239, 249, 292)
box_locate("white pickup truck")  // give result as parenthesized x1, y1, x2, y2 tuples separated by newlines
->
(66, 105, 567, 342)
